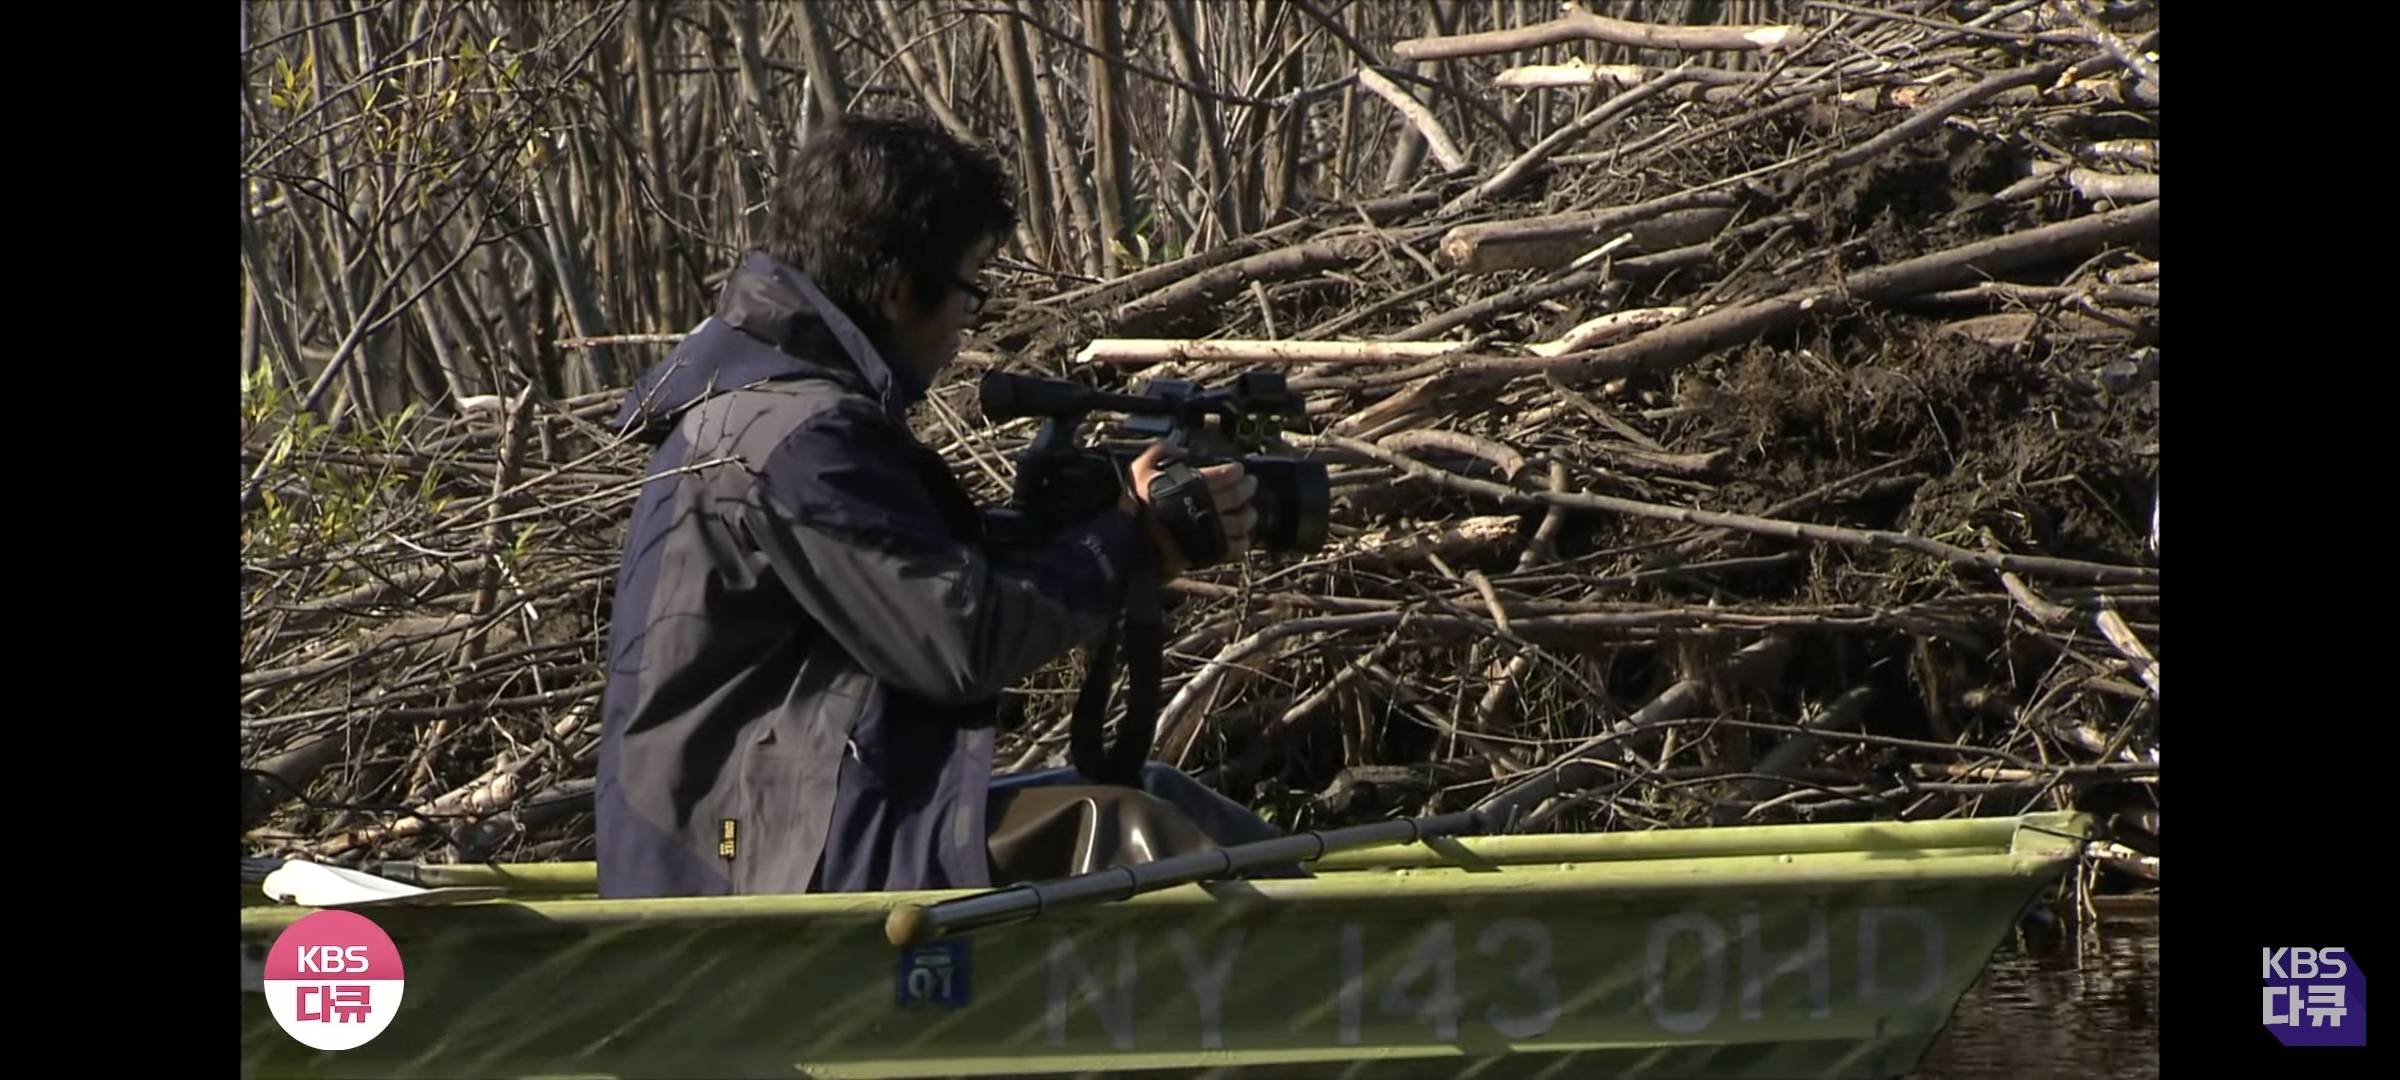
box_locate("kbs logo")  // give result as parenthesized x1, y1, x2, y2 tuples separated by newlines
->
(296, 946, 370, 971)
(264, 911, 406, 1051)
(2262, 947, 2365, 1046)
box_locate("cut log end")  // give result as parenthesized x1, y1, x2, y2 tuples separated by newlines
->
(1741, 26, 1800, 50)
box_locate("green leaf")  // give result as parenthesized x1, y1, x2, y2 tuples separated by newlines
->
(509, 526, 540, 566)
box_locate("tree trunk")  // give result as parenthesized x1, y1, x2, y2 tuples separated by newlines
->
(790, 0, 851, 127)
(728, 1, 783, 244)
(1382, 0, 1460, 192)
(531, 164, 618, 391)
(874, 0, 977, 143)
(629, 3, 683, 325)
(1265, 5, 1306, 222)
(1023, 0, 1103, 278)
(1164, 0, 1237, 249)
(1081, 0, 1138, 272)
(992, 9, 1056, 265)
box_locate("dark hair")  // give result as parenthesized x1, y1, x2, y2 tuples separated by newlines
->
(763, 115, 1017, 338)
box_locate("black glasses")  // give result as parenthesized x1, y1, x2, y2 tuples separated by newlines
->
(954, 277, 990, 316)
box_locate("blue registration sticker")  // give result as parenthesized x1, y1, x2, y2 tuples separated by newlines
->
(895, 940, 972, 1008)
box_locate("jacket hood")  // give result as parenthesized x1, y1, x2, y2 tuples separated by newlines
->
(613, 251, 926, 440)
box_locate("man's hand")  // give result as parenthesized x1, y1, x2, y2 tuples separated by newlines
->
(1117, 441, 1258, 578)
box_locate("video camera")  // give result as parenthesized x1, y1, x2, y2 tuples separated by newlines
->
(976, 369, 1331, 788)
(978, 369, 1330, 562)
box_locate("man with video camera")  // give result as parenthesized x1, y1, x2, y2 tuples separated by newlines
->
(595, 115, 1267, 899)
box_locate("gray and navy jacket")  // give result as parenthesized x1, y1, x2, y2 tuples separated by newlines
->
(594, 251, 1142, 898)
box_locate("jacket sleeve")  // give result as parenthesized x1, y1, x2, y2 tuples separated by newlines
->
(741, 400, 1144, 706)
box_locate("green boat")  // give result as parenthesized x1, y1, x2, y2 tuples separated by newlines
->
(240, 811, 2091, 1079)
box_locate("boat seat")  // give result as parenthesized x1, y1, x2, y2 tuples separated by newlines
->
(985, 762, 1307, 884)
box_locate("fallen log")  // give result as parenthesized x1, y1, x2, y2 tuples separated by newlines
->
(1806, 62, 2072, 183)
(1492, 60, 1757, 91)
(1393, 2, 1805, 61)
(1911, 762, 2160, 783)
(271, 559, 493, 632)
(1049, 218, 1313, 310)
(1528, 374, 1667, 451)
(1713, 685, 1875, 824)
(1441, 201, 1737, 273)
(2086, 139, 2159, 168)
(2095, 606, 2161, 698)
(1312, 762, 1484, 816)
(1329, 202, 2158, 437)
(1388, 268, 1616, 341)
(1304, 433, 2160, 585)
(1341, 514, 1522, 564)
(449, 779, 597, 862)
(1904, 282, 2160, 310)
(1938, 310, 2145, 347)
(1481, 198, 2162, 384)
(2095, 842, 2160, 883)
(2067, 168, 2159, 203)
(1441, 69, 1700, 215)
(1074, 338, 1470, 367)
(241, 732, 348, 831)
(1529, 307, 1689, 357)
(1584, 442, 1730, 479)
(2053, 0, 2160, 95)
(1378, 430, 1527, 481)
(1111, 236, 1381, 335)
(1479, 636, 1795, 831)
(1395, 210, 1801, 341)
(1356, 66, 1466, 172)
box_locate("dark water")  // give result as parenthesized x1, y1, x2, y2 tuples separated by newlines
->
(1911, 913, 2159, 1078)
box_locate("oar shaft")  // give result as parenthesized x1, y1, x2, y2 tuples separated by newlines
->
(886, 809, 1489, 946)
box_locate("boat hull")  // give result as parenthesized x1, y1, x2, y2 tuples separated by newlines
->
(240, 813, 2088, 1079)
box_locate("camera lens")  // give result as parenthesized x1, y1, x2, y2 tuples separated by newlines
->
(1242, 456, 1330, 554)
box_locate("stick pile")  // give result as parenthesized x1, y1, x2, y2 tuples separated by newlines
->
(241, 0, 2160, 889)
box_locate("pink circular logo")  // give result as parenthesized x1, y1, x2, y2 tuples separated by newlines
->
(262, 911, 405, 1050)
